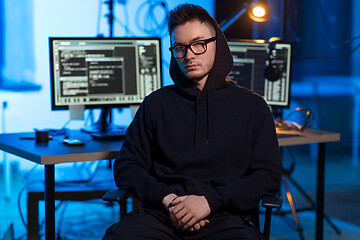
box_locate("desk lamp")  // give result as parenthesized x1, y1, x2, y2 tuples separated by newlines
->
(219, 0, 270, 31)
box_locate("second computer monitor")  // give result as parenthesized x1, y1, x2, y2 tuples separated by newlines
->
(227, 40, 291, 108)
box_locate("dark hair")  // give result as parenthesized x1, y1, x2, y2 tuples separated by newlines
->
(168, 3, 215, 35)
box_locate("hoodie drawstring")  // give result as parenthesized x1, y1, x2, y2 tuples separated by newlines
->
(194, 95, 199, 149)
(194, 90, 210, 148)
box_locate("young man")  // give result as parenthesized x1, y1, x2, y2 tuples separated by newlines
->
(103, 3, 282, 240)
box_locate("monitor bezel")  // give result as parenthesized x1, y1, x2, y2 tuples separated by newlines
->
(49, 37, 163, 110)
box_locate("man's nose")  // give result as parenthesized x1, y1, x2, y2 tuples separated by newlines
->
(184, 47, 195, 59)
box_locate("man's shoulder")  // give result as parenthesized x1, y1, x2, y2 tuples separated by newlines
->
(222, 84, 269, 114)
(229, 83, 266, 102)
(145, 85, 176, 102)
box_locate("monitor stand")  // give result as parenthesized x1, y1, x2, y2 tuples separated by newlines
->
(272, 106, 283, 121)
(81, 107, 125, 133)
(272, 106, 291, 130)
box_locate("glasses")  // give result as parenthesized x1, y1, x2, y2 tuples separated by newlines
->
(169, 36, 217, 59)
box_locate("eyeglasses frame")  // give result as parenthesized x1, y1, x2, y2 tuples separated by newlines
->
(169, 36, 217, 59)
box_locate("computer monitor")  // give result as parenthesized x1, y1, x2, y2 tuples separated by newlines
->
(227, 40, 292, 109)
(49, 37, 163, 132)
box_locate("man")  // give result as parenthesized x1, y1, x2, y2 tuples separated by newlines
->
(103, 3, 282, 240)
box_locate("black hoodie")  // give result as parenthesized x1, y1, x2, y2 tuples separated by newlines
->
(113, 16, 282, 215)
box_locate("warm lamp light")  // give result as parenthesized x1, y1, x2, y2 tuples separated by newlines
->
(248, 1, 270, 22)
(252, 6, 266, 18)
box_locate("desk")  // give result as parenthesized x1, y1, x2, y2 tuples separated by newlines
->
(277, 128, 340, 240)
(0, 129, 339, 240)
(0, 131, 123, 240)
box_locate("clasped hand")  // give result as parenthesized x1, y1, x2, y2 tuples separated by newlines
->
(167, 195, 211, 231)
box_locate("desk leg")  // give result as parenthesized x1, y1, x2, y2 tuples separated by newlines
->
(45, 164, 55, 240)
(315, 143, 325, 240)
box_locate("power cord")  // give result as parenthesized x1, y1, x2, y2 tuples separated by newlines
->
(275, 107, 315, 132)
(17, 180, 65, 239)
(135, 0, 169, 37)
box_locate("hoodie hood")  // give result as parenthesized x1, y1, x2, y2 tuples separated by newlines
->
(169, 16, 234, 96)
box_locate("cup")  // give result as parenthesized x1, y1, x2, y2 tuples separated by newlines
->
(35, 130, 50, 143)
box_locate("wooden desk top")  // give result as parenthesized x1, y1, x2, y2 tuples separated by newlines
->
(0, 128, 340, 165)
(0, 131, 123, 165)
(276, 128, 341, 147)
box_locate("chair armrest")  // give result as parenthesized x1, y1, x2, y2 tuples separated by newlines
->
(261, 195, 283, 209)
(102, 188, 136, 220)
(102, 188, 129, 204)
(261, 195, 282, 239)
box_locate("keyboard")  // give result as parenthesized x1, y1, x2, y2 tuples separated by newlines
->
(91, 130, 126, 140)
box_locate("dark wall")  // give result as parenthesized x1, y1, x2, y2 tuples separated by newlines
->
(215, 0, 354, 79)
(290, 0, 353, 78)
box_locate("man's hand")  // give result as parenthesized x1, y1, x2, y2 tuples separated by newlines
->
(168, 195, 211, 231)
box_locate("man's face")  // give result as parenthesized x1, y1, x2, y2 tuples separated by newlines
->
(171, 19, 216, 88)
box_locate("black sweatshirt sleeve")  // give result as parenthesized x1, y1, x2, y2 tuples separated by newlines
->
(203, 104, 283, 212)
(113, 98, 172, 209)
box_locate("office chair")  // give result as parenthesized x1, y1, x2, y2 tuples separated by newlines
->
(103, 189, 282, 240)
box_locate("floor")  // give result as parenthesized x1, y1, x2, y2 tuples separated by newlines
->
(266, 146, 360, 240)
(1, 147, 360, 240)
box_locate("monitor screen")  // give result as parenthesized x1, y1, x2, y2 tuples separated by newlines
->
(49, 37, 163, 110)
(227, 40, 291, 107)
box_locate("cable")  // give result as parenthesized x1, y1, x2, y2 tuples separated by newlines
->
(96, 0, 103, 36)
(114, 18, 137, 36)
(17, 180, 70, 239)
(22, 164, 39, 183)
(17, 180, 43, 230)
(135, 0, 169, 37)
(61, 119, 71, 129)
(117, 0, 131, 36)
(276, 107, 315, 131)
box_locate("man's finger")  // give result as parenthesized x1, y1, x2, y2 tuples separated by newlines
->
(170, 202, 184, 216)
(176, 213, 193, 230)
(193, 223, 201, 231)
(172, 209, 188, 227)
(181, 216, 200, 231)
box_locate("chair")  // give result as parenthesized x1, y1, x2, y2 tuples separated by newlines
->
(103, 189, 282, 240)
